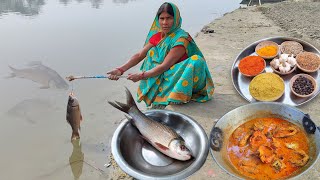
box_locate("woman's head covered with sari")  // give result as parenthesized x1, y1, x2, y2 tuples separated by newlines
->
(144, 2, 182, 45)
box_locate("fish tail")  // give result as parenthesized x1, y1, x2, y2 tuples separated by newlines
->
(107, 87, 138, 114)
(108, 101, 130, 113)
(71, 131, 80, 141)
(7, 66, 16, 78)
(125, 87, 138, 109)
(8, 65, 16, 71)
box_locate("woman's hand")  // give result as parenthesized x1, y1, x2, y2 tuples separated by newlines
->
(127, 72, 144, 82)
(106, 68, 123, 80)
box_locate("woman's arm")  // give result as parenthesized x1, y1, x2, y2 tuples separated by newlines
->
(127, 46, 186, 82)
(107, 43, 153, 80)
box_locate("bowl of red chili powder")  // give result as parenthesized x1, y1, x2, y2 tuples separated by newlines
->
(238, 56, 266, 77)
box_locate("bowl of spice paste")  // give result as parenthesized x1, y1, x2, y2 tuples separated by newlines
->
(249, 73, 285, 101)
(255, 41, 279, 59)
(290, 74, 317, 98)
(238, 56, 266, 77)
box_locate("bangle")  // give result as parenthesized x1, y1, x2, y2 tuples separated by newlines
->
(116, 67, 125, 75)
(140, 71, 146, 80)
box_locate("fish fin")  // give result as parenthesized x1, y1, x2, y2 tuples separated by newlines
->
(80, 114, 83, 122)
(66, 114, 71, 124)
(155, 142, 169, 151)
(26, 61, 42, 66)
(4, 73, 16, 78)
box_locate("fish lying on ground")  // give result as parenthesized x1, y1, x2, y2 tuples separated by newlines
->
(108, 87, 192, 161)
(66, 92, 83, 141)
(7, 61, 69, 89)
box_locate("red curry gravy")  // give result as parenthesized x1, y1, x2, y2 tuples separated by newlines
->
(227, 117, 309, 179)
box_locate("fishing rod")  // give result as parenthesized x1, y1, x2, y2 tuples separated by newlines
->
(66, 75, 128, 81)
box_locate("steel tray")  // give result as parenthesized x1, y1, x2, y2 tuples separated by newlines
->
(231, 37, 320, 106)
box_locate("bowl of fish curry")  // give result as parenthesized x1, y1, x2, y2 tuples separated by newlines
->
(210, 102, 320, 180)
(111, 109, 209, 180)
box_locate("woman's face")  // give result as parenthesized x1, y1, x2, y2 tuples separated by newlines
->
(159, 12, 174, 34)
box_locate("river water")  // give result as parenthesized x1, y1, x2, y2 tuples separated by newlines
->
(0, 0, 241, 179)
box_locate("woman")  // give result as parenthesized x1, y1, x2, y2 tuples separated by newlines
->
(107, 2, 214, 108)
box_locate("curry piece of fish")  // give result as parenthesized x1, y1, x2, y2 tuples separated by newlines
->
(239, 130, 253, 147)
(108, 87, 192, 161)
(238, 160, 259, 174)
(289, 149, 309, 167)
(286, 144, 309, 167)
(272, 159, 286, 172)
(232, 127, 252, 147)
(66, 92, 83, 141)
(8, 61, 69, 89)
(273, 126, 297, 138)
(258, 145, 275, 164)
(253, 121, 264, 131)
(250, 131, 268, 150)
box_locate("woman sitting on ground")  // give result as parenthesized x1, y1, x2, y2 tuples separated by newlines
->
(107, 2, 214, 109)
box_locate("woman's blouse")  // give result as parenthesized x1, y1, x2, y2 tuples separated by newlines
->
(149, 32, 188, 63)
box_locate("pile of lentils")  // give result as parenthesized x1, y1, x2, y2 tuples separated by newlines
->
(292, 76, 314, 95)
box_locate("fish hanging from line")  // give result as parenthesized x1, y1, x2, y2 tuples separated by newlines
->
(66, 92, 83, 141)
(108, 87, 192, 161)
(7, 61, 69, 89)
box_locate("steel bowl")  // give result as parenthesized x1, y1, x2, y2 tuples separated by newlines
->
(210, 102, 320, 179)
(111, 109, 209, 180)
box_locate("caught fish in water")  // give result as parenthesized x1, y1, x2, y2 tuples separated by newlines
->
(108, 87, 192, 161)
(67, 92, 83, 141)
(7, 61, 69, 89)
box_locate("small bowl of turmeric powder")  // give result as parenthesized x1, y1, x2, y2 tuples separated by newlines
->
(255, 41, 279, 59)
(238, 56, 266, 77)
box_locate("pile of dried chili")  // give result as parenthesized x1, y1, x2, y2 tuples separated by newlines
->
(238, 56, 265, 76)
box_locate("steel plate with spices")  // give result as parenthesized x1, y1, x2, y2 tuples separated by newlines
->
(232, 37, 320, 106)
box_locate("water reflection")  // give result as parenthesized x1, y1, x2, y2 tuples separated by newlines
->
(112, 0, 136, 4)
(7, 61, 69, 90)
(7, 98, 56, 124)
(69, 139, 84, 180)
(60, 0, 103, 8)
(0, 0, 45, 16)
(0, 0, 103, 16)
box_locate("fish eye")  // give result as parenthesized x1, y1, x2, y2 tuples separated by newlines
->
(180, 145, 186, 151)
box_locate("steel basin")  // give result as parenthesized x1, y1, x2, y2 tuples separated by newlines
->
(210, 102, 320, 179)
(111, 109, 209, 180)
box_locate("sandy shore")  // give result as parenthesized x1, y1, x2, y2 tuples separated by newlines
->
(110, 1, 320, 179)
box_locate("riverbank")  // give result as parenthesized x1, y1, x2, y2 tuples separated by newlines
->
(189, 1, 320, 179)
(110, 1, 320, 179)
